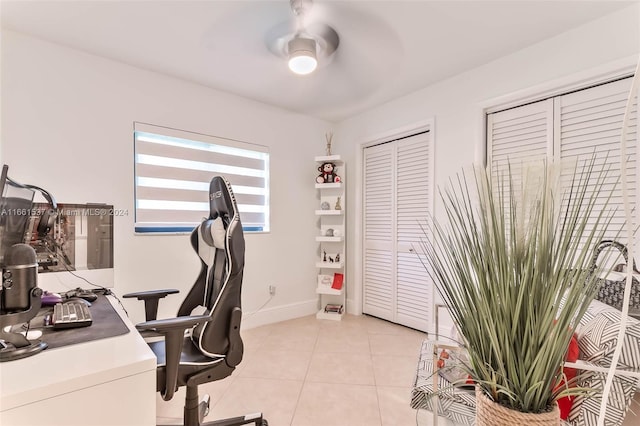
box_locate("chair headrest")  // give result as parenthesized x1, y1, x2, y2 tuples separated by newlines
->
(200, 217, 225, 250)
(209, 176, 237, 222)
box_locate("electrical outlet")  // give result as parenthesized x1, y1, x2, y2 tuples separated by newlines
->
(269, 285, 276, 296)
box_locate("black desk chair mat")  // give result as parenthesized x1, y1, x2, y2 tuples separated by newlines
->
(30, 294, 129, 350)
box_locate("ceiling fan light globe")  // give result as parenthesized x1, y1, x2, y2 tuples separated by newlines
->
(288, 37, 318, 75)
(288, 55, 317, 75)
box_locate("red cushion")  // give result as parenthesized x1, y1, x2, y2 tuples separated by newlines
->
(556, 334, 580, 420)
(557, 395, 574, 420)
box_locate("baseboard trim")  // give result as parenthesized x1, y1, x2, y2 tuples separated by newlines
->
(241, 299, 318, 329)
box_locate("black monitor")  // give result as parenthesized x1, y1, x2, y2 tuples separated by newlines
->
(29, 202, 114, 273)
(0, 165, 35, 267)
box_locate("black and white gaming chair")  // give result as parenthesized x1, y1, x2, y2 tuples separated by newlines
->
(124, 176, 267, 426)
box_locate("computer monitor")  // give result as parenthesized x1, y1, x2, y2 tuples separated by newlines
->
(0, 167, 114, 290)
(0, 165, 35, 268)
(28, 202, 114, 273)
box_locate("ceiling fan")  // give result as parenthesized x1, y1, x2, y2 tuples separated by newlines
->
(266, 0, 340, 75)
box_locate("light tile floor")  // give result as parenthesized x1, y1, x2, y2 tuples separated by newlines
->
(156, 314, 427, 426)
(625, 395, 640, 426)
(155, 314, 640, 426)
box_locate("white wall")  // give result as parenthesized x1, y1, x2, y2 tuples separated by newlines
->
(336, 4, 640, 322)
(2, 4, 639, 330)
(0, 29, 329, 327)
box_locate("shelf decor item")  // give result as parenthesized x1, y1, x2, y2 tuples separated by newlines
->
(324, 303, 344, 314)
(331, 273, 344, 290)
(417, 156, 616, 425)
(316, 162, 341, 184)
(318, 274, 333, 289)
(325, 132, 333, 156)
(335, 196, 342, 210)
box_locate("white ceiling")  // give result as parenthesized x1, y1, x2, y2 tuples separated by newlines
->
(0, 0, 634, 122)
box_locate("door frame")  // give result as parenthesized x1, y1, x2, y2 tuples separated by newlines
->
(353, 118, 435, 317)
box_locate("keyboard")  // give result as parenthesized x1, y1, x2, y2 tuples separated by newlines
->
(52, 301, 93, 329)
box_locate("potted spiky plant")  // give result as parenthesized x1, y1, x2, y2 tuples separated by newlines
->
(419, 157, 616, 425)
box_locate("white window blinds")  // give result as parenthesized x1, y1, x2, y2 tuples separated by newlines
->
(134, 123, 269, 233)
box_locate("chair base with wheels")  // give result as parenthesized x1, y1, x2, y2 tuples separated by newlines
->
(132, 298, 269, 426)
(172, 386, 266, 426)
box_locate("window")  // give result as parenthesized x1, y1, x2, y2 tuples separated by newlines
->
(134, 123, 269, 233)
(487, 76, 638, 242)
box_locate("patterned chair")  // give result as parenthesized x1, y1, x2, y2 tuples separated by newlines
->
(411, 300, 640, 426)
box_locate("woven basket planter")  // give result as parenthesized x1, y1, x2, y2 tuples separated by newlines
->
(475, 388, 560, 426)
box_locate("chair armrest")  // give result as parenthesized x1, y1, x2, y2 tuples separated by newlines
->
(136, 314, 210, 333)
(137, 314, 211, 401)
(430, 339, 463, 352)
(123, 289, 179, 321)
(564, 360, 640, 380)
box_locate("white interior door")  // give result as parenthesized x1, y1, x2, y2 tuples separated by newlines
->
(363, 143, 395, 321)
(487, 77, 638, 254)
(555, 77, 638, 243)
(363, 132, 433, 332)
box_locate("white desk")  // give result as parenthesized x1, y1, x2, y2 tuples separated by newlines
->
(0, 296, 157, 426)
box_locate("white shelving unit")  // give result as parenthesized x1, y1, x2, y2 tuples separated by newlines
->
(315, 154, 346, 321)
(315, 236, 344, 242)
(314, 210, 343, 216)
(315, 261, 345, 269)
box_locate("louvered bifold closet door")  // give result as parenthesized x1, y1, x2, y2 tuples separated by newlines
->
(396, 133, 433, 331)
(556, 77, 638, 246)
(487, 99, 554, 213)
(363, 132, 433, 332)
(363, 143, 395, 322)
